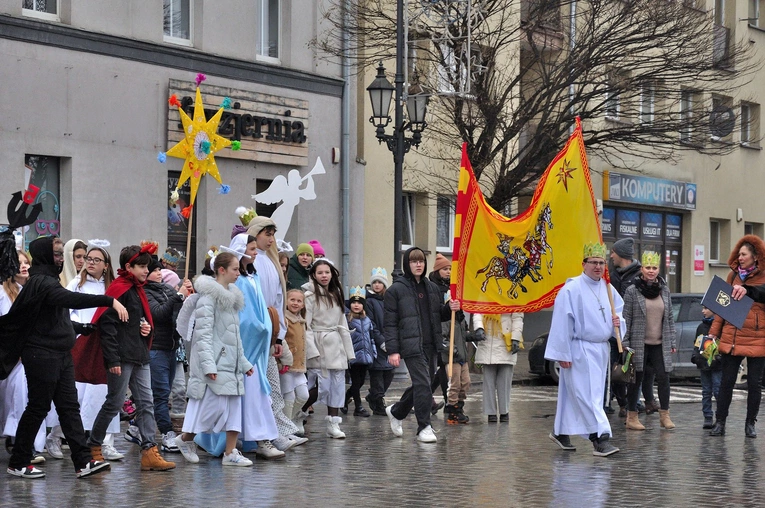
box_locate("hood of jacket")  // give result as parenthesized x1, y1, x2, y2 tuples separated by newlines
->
(727, 234, 765, 271)
(28, 236, 62, 277)
(402, 247, 427, 281)
(288, 254, 309, 277)
(428, 271, 449, 291)
(194, 275, 244, 312)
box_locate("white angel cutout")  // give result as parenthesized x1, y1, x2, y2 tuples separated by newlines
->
(252, 157, 326, 240)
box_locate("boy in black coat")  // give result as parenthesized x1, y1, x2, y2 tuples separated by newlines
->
(384, 247, 458, 442)
(691, 306, 722, 429)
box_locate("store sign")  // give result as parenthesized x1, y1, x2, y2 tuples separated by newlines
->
(616, 209, 640, 237)
(167, 79, 309, 166)
(605, 171, 696, 210)
(665, 214, 682, 242)
(601, 208, 615, 238)
(641, 212, 662, 240)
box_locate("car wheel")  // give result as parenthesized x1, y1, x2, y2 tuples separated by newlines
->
(548, 360, 561, 384)
(735, 358, 748, 390)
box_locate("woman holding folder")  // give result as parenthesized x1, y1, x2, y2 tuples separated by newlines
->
(622, 250, 677, 431)
(709, 235, 765, 439)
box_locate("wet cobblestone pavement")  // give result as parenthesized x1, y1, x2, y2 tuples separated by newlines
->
(2, 387, 763, 508)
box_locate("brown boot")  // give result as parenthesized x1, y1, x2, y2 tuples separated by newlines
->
(645, 399, 660, 415)
(90, 445, 105, 462)
(659, 409, 675, 430)
(625, 411, 645, 431)
(141, 445, 176, 471)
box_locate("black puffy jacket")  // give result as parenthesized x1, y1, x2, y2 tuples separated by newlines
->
(144, 281, 183, 351)
(383, 248, 448, 358)
(429, 271, 469, 364)
(99, 286, 152, 367)
(365, 286, 393, 370)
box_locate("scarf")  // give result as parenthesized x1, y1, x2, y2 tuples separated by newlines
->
(636, 275, 663, 299)
(71, 271, 154, 384)
(738, 265, 757, 281)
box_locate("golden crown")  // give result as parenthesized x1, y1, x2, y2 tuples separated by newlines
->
(349, 285, 366, 300)
(642, 250, 660, 267)
(235, 206, 257, 227)
(583, 242, 607, 260)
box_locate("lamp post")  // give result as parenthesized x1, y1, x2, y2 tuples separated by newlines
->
(366, 21, 429, 277)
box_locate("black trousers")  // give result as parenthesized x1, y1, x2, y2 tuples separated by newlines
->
(9, 348, 91, 470)
(716, 354, 765, 422)
(628, 344, 670, 411)
(431, 358, 449, 401)
(367, 368, 394, 403)
(391, 348, 435, 433)
(345, 363, 369, 408)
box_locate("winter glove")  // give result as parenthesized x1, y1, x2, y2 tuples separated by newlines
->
(73, 322, 96, 336)
(473, 328, 486, 342)
(279, 365, 290, 375)
(510, 340, 520, 355)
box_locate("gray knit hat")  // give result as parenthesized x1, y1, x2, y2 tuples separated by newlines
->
(611, 238, 634, 260)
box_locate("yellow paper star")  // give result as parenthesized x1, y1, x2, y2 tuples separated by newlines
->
(166, 87, 231, 205)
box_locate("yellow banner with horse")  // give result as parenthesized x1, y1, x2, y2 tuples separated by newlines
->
(450, 118, 601, 313)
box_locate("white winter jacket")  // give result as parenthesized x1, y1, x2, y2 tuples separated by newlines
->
(186, 275, 253, 399)
(303, 282, 355, 371)
(473, 313, 524, 366)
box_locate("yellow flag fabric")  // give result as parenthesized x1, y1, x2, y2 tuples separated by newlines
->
(450, 118, 600, 313)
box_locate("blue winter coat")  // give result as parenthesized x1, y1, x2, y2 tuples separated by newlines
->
(347, 313, 378, 365)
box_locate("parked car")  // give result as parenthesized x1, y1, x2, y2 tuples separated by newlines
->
(528, 293, 705, 383)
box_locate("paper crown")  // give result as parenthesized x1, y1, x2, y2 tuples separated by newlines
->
(235, 206, 257, 227)
(163, 247, 184, 266)
(349, 285, 366, 300)
(371, 266, 388, 279)
(583, 242, 607, 260)
(641, 250, 660, 267)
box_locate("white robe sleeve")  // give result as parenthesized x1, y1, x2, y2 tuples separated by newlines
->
(544, 286, 575, 363)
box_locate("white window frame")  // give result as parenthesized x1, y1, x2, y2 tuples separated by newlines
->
(256, 0, 281, 64)
(436, 195, 456, 253)
(640, 83, 655, 125)
(741, 103, 752, 144)
(402, 193, 415, 251)
(163, 0, 193, 47)
(680, 90, 694, 143)
(22, 0, 60, 22)
(709, 220, 720, 263)
(604, 78, 620, 121)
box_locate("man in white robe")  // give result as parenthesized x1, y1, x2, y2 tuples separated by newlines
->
(545, 242, 626, 457)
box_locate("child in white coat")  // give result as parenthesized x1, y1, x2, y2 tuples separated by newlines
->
(174, 252, 254, 467)
(304, 260, 355, 438)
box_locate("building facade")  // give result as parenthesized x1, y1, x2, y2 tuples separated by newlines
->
(0, 0, 366, 281)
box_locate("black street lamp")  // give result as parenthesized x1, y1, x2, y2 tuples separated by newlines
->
(366, 54, 429, 277)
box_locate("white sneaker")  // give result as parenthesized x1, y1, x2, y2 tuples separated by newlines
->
(46, 435, 63, 459)
(254, 440, 285, 460)
(386, 406, 403, 437)
(174, 435, 199, 463)
(272, 435, 297, 452)
(325, 416, 346, 439)
(8, 465, 45, 479)
(288, 434, 308, 446)
(161, 431, 180, 452)
(222, 448, 253, 467)
(416, 425, 437, 443)
(101, 444, 124, 461)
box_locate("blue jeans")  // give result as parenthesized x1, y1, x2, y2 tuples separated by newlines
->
(150, 350, 177, 434)
(700, 369, 722, 419)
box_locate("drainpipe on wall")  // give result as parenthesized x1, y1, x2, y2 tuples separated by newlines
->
(341, 0, 351, 295)
(569, 0, 577, 134)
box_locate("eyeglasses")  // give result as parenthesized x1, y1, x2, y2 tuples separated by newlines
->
(86, 257, 104, 264)
(410, 260, 426, 265)
(585, 260, 606, 266)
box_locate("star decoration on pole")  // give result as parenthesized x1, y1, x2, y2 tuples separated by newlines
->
(556, 158, 577, 192)
(166, 86, 231, 205)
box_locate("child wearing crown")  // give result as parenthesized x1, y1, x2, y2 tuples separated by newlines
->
(342, 286, 378, 417)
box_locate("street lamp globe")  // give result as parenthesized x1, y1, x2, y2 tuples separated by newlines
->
(406, 84, 429, 133)
(366, 62, 394, 129)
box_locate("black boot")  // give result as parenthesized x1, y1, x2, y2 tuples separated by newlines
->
(746, 419, 757, 438)
(444, 404, 458, 415)
(709, 419, 726, 436)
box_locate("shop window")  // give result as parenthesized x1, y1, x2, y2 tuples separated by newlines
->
(709, 220, 720, 262)
(255, 179, 278, 218)
(24, 155, 61, 248)
(22, 0, 59, 21)
(164, 0, 192, 45)
(741, 102, 761, 148)
(167, 171, 196, 276)
(256, 0, 280, 62)
(436, 195, 455, 252)
(402, 193, 415, 250)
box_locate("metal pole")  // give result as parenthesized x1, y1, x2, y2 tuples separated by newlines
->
(392, 0, 405, 278)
